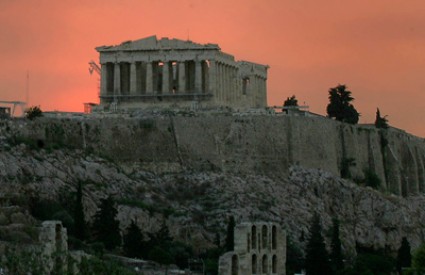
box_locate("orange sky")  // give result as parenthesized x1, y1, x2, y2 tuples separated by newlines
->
(1, 0, 425, 136)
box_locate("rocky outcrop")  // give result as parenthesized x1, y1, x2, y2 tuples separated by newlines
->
(3, 113, 425, 196)
(1, 114, 425, 259)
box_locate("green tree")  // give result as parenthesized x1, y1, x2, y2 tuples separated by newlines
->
(283, 95, 299, 113)
(92, 197, 121, 250)
(123, 220, 144, 258)
(375, 108, 389, 129)
(397, 237, 412, 273)
(412, 243, 425, 273)
(364, 169, 381, 189)
(326, 84, 359, 124)
(74, 181, 87, 240)
(330, 218, 343, 272)
(305, 213, 332, 275)
(25, 105, 43, 120)
(225, 216, 236, 252)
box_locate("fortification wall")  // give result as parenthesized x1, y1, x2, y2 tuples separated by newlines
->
(8, 114, 425, 196)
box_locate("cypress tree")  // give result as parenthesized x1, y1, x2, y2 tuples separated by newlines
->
(123, 220, 144, 258)
(92, 196, 121, 250)
(330, 218, 343, 272)
(225, 216, 235, 252)
(397, 237, 412, 273)
(74, 181, 86, 240)
(305, 213, 332, 275)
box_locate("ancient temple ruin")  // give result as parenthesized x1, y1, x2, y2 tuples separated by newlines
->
(96, 35, 268, 110)
(219, 222, 286, 275)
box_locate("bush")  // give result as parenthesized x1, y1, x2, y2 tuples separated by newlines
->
(364, 169, 381, 189)
(25, 106, 43, 120)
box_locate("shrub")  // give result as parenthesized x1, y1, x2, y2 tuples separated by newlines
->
(25, 106, 43, 120)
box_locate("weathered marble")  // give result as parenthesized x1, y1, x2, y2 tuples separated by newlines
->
(219, 222, 286, 275)
(96, 36, 268, 111)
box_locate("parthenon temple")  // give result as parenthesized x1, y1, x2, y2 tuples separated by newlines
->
(96, 35, 268, 110)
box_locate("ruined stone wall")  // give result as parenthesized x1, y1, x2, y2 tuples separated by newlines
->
(8, 114, 425, 196)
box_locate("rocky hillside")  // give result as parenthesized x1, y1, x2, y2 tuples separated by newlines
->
(0, 113, 425, 259)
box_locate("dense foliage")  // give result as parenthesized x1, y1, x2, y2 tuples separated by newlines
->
(92, 197, 121, 249)
(375, 108, 389, 129)
(397, 237, 412, 273)
(330, 218, 344, 272)
(225, 216, 235, 252)
(25, 105, 43, 120)
(305, 213, 332, 275)
(326, 84, 359, 124)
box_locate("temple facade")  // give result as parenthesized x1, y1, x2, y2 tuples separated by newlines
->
(96, 35, 268, 111)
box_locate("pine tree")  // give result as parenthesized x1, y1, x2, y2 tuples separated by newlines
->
(305, 213, 332, 275)
(375, 108, 389, 129)
(330, 218, 343, 272)
(74, 181, 87, 240)
(397, 237, 412, 273)
(225, 216, 235, 252)
(92, 197, 121, 250)
(123, 220, 144, 258)
(326, 84, 359, 124)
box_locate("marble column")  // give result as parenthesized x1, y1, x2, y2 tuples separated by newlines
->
(146, 62, 153, 94)
(114, 62, 121, 95)
(178, 61, 185, 93)
(130, 62, 137, 95)
(162, 62, 170, 94)
(100, 63, 108, 96)
(208, 60, 216, 97)
(195, 60, 202, 93)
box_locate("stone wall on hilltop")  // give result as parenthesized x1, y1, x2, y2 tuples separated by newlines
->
(6, 114, 425, 196)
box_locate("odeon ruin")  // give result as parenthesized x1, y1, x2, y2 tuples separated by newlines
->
(96, 35, 268, 110)
(219, 222, 286, 275)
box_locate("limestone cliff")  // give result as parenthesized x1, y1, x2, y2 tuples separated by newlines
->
(7, 114, 425, 196)
(0, 113, 425, 258)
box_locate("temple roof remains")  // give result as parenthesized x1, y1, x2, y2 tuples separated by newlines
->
(96, 35, 220, 52)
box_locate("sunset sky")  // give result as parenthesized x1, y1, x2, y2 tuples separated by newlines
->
(1, 0, 425, 136)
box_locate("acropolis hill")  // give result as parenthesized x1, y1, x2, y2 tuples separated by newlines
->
(2, 111, 425, 267)
(7, 112, 425, 196)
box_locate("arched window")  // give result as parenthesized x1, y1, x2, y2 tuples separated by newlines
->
(272, 255, 277, 273)
(252, 225, 257, 249)
(252, 254, 257, 274)
(262, 254, 268, 274)
(232, 255, 238, 275)
(262, 225, 268, 249)
(272, 225, 277, 250)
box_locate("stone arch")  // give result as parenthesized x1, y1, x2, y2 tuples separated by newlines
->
(272, 254, 277, 273)
(231, 254, 238, 275)
(272, 225, 277, 250)
(262, 225, 268, 249)
(262, 254, 268, 274)
(252, 225, 257, 249)
(252, 254, 257, 274)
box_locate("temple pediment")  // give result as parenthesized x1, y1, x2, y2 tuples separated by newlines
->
(96, 35, 220, 52)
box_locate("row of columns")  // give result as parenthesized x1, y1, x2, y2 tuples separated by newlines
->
(101, 60, 208, 96)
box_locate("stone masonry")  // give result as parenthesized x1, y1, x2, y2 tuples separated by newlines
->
(96, 35, 268, 110)
(219, 222, 286, 275)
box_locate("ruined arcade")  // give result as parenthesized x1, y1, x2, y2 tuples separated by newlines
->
(96, 35, 268, 110)
(219, 222, 286, 275)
